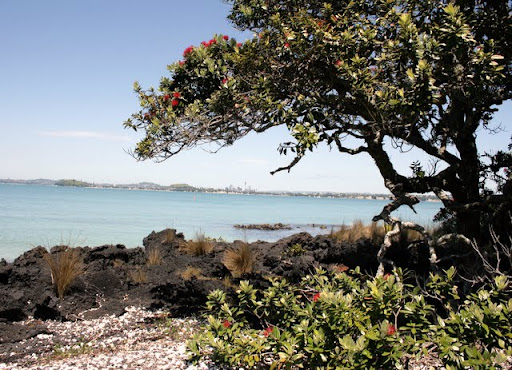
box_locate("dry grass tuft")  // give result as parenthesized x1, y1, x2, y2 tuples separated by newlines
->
(147, 247, 163, 266)
(401, 228, 423, 242)
(331, 220, 436, 245)
(112, 258, 124, 268)
(179, 266, 203, 280)
(223, 243, 254, 278)
(161, 229, 177, 244)
(331, 263, 350, 273)
(221, 275, 237, 289)
(331, 220, 385, 244)
(43, 247, 84, 299)
(129, 267, 147, 284)
(180, 232, 214, 256)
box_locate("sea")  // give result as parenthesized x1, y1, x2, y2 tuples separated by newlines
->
(0, 183, 442, 261)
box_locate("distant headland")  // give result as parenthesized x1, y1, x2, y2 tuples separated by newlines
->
(0, 178, 439, 201)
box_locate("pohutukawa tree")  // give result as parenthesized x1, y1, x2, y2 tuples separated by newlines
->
(125, 0, 512, 273)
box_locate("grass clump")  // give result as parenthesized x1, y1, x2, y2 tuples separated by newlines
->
(112, 258, 124, 268)
(180, 266, 204, 280)
(222, 243, 254, 278)
(147, 246, 163, 266)
(129, 267, 147, 284)
(331, 220, 429, 245)
(162, 229, 177, 244)
(180, 232, 214, 256)
(331, 220, 384, 244)
(189, 267, 512, 369)
(43, 247, 83, 299)
(52, 342, 93, 360)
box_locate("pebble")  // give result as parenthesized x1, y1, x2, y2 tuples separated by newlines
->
(0, 307, 219, 370)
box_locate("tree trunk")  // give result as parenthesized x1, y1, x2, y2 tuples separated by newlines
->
(452, 118, 482, 241)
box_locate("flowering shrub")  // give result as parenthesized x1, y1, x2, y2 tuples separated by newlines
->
(188, 267, 512, 369)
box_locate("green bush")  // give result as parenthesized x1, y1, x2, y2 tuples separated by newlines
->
(188, 268, 512, 369)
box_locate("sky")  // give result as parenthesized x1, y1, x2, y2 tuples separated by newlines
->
(0, 1, 510, 193)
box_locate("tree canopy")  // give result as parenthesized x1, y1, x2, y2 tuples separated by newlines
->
(125, 0, 511, 250)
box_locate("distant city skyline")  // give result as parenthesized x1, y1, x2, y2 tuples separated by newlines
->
(1, 1, 510, 193)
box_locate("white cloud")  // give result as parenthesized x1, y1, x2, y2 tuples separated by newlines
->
(40, 131, 130, 142)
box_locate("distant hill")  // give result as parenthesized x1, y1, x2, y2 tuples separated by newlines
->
(0, 178, 56, 186)
(169, 183, 197, 191)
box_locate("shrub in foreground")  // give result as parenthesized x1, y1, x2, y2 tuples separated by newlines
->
(188, 268, 512, 369)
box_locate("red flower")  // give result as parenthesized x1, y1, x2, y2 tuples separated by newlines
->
(223, 35, 229, 40)
(201, 41, 208, 46)
(284, 43, 290, 48)
(386, 324, 396, 336)
(237, 42, 242, 47)
(173, 92, 181, 98)
(313, 293, 321, 302)
(209, 39, 217, 46)
(163, 94, 170, 101)
(222, 320, 232, 328)
(183, 46, 194, 56)
(263, 326, 273, 337)
(179, 60, 185, 66)
(335, 60, 343, 66)
(171, 99, 179, 107)
(221, 78, 228, 85)
(383, 273, 391, 280)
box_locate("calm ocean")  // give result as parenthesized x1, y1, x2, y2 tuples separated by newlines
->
(0, 183, 441, 261)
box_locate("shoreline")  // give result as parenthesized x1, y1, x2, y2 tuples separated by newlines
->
(0, 180, 441, 202)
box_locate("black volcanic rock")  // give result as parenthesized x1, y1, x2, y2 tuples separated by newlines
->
(0, 226, 433, 346)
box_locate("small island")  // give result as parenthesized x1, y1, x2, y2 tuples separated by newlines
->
(54, 179, 90, 187)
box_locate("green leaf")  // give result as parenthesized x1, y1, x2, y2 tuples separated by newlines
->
(406, 69, 415, 81)
(444, 4, 458, 16)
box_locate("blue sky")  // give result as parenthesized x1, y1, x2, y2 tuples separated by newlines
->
(1, 1, 510, 193)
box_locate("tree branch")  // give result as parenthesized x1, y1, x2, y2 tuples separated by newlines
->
(270, 153, 304, 175)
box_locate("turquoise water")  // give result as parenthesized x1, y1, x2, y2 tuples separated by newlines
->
(0, 183, 441, 261)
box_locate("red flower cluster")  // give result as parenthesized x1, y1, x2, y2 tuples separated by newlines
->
(313, 293, 321, 302)
(183, 45, 194, 56)
(221, 78, 228, 85)
(222, 320, 232, 328)
(163, 94, 170, 101)
(237, 42, 242, 47)
(335, 60, 343, 66)
(173, 92, 180, 98)
(201, 39, 217, 48)
(386, 324, 396, 336)
(284, 43, 290, 48)
(223, 35, 229, 40)
(263, 326, 273, 337)
(179, 61, 185, 66)
(171, 99, 179, 107)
